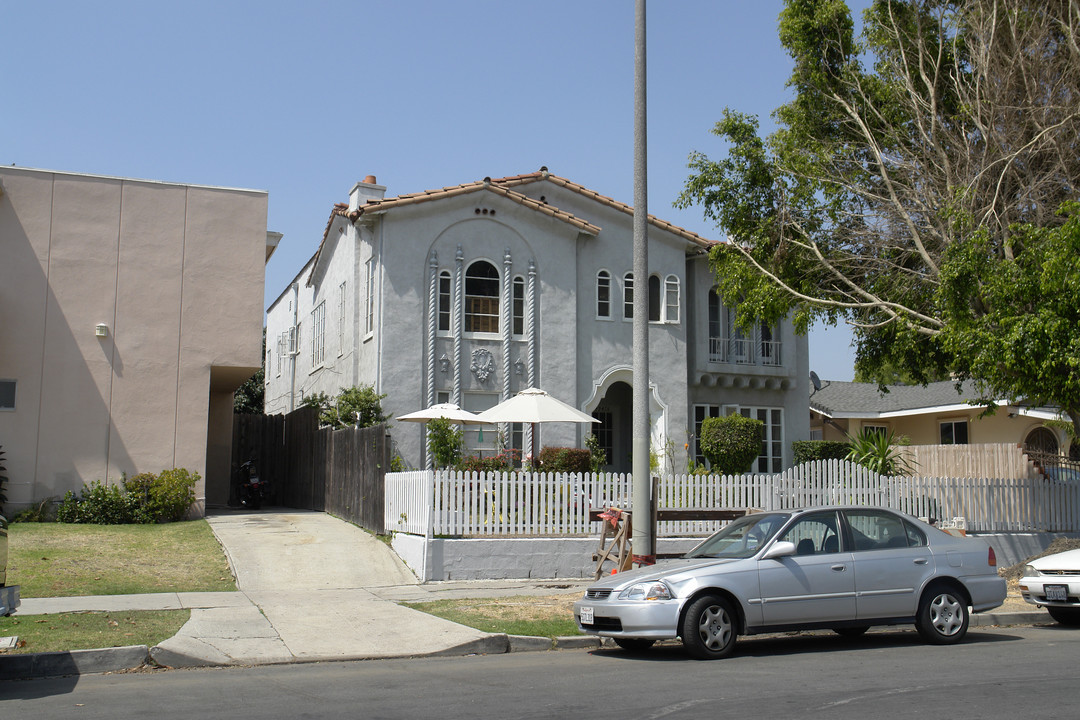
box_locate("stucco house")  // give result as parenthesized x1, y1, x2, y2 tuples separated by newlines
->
(0, 166, 273, 515)
(265, 168, 809, 473)
(809, 379, 1077, 477)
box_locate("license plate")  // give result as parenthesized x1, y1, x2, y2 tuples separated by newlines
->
(1045, 584, 1069, 602)
(579, 606, 594, 625)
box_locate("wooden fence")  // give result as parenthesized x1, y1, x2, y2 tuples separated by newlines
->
(232, 408, 390, 534)
(385, 459, 1080, 538)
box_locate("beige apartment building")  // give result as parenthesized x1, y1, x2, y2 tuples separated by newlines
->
(0, 166, 273, 516)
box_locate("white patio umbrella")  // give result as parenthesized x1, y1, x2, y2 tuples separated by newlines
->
(476, 387, 599, 460)
(397, 403, 484, 424)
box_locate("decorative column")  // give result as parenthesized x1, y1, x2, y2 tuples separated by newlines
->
(453, 245, 464, 406)
(525, 258, 537, 459)
(501, 248, 513, 445)
(426, 251, 438, 408)
(425, 251, 439, 469)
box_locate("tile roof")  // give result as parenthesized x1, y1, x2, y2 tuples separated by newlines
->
(493, 168, 716, 249)
(315, 167, 718, 257)
(809, 380, 983, 418)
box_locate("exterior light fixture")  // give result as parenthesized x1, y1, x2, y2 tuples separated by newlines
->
(95, 323, 109, 338)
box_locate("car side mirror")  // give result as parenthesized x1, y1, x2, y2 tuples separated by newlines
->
(762, 541, 796, 560)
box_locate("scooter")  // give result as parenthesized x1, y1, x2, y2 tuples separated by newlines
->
(238, 460, 269, 510)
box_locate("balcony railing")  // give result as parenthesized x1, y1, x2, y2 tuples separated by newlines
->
(708, 336, 782, 366)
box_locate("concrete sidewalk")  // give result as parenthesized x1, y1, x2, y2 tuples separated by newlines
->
(5, 510, 591, 678)
(0, 509, 1053, 679)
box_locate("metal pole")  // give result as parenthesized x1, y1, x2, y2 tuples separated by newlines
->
(631, 0, 654, 565)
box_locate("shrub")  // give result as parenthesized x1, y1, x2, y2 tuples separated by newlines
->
(149, 468, 199, 521)
(584, 434, 606, 473)
(427, 418, 464, 469)
(0, 445, 7, 515)
(56, 480, 152, 525)
(699, 415, 764, 475)
(456, 450, 521, 473)
(535, 447, 591, 473)
(306, 385, 389, 429)
(792, 440, 851, 465)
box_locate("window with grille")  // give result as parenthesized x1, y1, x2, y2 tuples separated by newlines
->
(513, 276, 525, 335)
(596, 270, 611, 319)
(438, 270, 452, 332)
(623, 272, 634, 320)
(465, 261, 500, 333)
(665, 275, 680, 323)
(311, 302, 326, 366)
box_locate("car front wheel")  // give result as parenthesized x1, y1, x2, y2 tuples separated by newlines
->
(915, 583, 969, 644)
(680, 594, 737, 660)
(1047, 606, 1080, 626)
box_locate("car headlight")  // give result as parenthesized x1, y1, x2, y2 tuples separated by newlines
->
(618, 582, 672, 601)
(1022, 564, 1040, 578)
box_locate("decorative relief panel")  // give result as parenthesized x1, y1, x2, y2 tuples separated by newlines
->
(471, 348, 496, 383)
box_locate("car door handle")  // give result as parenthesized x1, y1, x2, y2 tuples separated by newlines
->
(914, 558, 928, 565)
(831, 565, 847, 572)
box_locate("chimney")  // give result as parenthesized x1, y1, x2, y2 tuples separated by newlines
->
(349, 174, 386, 211)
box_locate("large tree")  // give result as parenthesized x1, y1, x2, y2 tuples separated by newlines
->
(678, 0, 1080, 434)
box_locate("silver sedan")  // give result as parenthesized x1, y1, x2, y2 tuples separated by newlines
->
(574, 506, 1006, 659)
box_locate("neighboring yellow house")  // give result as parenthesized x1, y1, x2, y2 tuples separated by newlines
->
(809, 380, 1076, 478)
(0, 166, 275, 515)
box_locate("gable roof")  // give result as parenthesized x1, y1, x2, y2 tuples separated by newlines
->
(309, 168, 718, 280)
(810, 380, 985, 419)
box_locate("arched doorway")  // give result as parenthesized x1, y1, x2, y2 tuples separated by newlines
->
(592, 381, 632, 474)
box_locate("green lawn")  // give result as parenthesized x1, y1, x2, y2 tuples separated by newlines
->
(7, 520, 236, 597)
(0, 610, 190, 655)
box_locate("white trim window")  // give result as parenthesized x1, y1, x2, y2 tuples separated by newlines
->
(623, 272, 634, 320)
(665, 275, 680, 323)
(365, 260, 376, 335)
(596, 270, 611, 319)
(311, 302, 326, 367)
(337, 281, 346, 356)
(693, 404, 784, 473)
(940, 420, 969, 444)
(0, 379, 15, 410)
(438, 270, 452, 333)
(648, 274, 662, 322)
(465, 260, 500, 334)
(513, 276, 525, 335)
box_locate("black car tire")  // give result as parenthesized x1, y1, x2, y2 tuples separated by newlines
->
(1047, 606, 1080, 626)
(915, 583, 969, 644)
(833, 625, 870, 637)
(613, 638, 655, 652)
(680, 594, 738, 660)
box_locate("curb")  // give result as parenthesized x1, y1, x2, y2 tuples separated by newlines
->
(0, 645, 150, 681)
(0, 612, 1053, 680)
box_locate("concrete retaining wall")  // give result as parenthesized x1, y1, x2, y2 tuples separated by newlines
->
(392, 531, 1080, 581)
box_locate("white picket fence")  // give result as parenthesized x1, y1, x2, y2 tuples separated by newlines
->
(384, 460, 1080, 538)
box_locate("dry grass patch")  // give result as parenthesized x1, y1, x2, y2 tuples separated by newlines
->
(405, 593, 582, 638)
(8, 521, 235, 598)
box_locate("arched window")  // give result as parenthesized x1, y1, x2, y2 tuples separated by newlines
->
(465, 260, 500, 333)
(438, 270, 452, 332)
(665, 275, 680, 323)
(512, 276, 525, 335)
(623, 272, 634, 319)
(596, 270, 611, 318)
(648, 275, 661, 322)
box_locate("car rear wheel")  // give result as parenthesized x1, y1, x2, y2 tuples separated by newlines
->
(1047, 606, 1080, 626)
(613, 638, 655, 652)
(915, 583, 969, 644)
(680, 594, 737, 660)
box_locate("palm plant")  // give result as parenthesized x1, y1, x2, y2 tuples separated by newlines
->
(846, 430, 916, 476)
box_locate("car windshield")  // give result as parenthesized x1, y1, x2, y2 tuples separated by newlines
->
(684, 512, 790, 559)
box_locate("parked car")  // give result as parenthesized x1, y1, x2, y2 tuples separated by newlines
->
(1019, 547, 1080, 625)
(574, 506, 1006, 659)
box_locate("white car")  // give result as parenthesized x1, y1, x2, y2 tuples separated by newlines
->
(1019, 547, 1080, 625)
(574, 506, 1006, 659)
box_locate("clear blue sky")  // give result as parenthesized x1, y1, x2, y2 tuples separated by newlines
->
(3, 0, 870, 382)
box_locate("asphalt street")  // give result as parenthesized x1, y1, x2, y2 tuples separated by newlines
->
(3, 624, 1077, 719)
